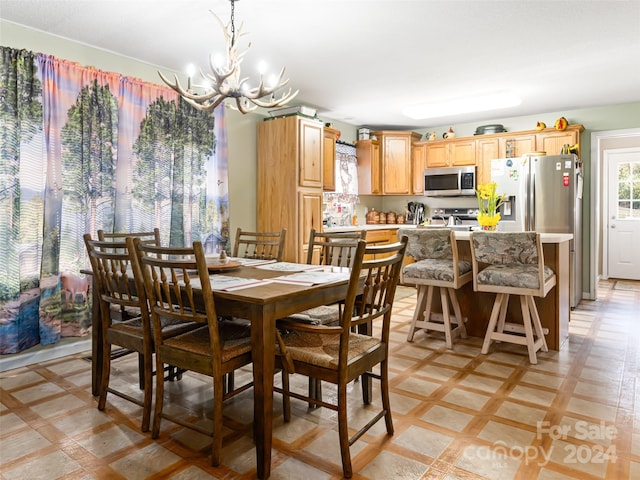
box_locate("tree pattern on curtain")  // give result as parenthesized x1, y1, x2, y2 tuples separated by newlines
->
(0, 47, 229, 354)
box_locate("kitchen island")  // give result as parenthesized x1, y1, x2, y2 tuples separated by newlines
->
(325, 225, 572, 350)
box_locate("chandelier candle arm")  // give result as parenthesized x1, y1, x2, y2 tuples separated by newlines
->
(158, 0, 298, 114)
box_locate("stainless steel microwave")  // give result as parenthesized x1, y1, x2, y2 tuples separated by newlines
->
(424, 166, 476, 197)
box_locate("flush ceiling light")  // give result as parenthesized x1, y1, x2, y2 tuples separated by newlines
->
(159, 0, 297, 114)
(402, 92, 521, 120)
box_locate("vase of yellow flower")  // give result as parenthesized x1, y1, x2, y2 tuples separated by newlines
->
(475, 182, 505, 230)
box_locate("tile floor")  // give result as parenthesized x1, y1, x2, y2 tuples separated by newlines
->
(1, 280, 639, 479)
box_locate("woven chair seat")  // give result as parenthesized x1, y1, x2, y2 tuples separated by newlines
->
(284, 304, 341, 325)
(477, 264, 555, 289)
(110, 316, 200, 338)
(403, 259, 472, 283)
(163, 323, 252, 363)
(281, 330, 380, 370)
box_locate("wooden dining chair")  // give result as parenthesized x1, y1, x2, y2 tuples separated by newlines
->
(283, 228, 367, 404)
(131, 238, 253, 466)
(275, 236, 408, 478)
(98, 228, 161, 245)
(232, 227, 286, 261)
(83, 234, 198, 432)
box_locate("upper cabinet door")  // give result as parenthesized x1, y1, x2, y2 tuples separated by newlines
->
(322, 127, 340, 191)
(412, 142, 427, 194)
(299, 118, 323, 188)
(382, 135, 412, 194)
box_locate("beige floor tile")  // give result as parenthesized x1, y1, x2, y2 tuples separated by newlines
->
(432, 353, 474, 368)
(1, 450, 82, 480)
(270, 457, 332, 480)
(8, 381, 64, 403)
(0, 428, 52, 463)
(29, 393, 86, 419)
(494, 401, 547, 427)
(359, 450, 429, 480)
(109, 443, 182, 479)
(0, 412, 28, 435)
(303, 429, 367, 469)
(395, 376, 441, 397)
(565, 397, 618, 423)
(442, 388, 492, 411)
(168, 465, 222, 480)
(509, 385, 557, 407)
(50, 407, 111, 436)
(76, 424, 146, 458)
(546, 438, 610, 478)
(477, 419, 536, 448)
(43, 358, 89, 376)
(417, 364, 459, 382)
(455, 443, 522, 479)
(421, 405, 473, 432)
(458, 373, 504, 394)
(0, 370, 46, 390)
(393, 424, 454, 459)
(473, 362, 516, 378)
(520, 371, 565, 389)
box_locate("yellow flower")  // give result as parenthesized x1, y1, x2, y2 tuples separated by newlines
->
(475, 183, 505, 227)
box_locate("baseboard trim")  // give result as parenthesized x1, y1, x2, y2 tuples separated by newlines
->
(0, 338, 92, 373)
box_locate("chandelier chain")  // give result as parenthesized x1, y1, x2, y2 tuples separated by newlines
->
(230, 0, 236, 46)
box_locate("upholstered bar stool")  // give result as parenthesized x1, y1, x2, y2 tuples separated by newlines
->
(400, 228, 472, 349)
(470, 231, 556, 364)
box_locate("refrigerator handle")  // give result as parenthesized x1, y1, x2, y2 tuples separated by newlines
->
(529, 168, 535, 231)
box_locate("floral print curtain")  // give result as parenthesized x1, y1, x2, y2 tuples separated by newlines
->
(0, 46, 229, 354)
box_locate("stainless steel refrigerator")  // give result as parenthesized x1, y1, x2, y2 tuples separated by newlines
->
(490, 154, 583, 308)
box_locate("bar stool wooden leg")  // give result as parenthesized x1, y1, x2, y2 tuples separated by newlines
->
(407, 285, 429, 342)
(448, 288, 467, 340)
(528, 296, 549, 353)
(482, 293, 506, 354)
(440, 287, 453, 349)
(520, 295, 538, 364)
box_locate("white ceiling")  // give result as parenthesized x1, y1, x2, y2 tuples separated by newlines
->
(2, 0, 639, 130)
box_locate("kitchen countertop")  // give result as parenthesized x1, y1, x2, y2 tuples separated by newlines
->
(324, 224, 573, 243)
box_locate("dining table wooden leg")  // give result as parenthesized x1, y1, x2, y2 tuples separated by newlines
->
(252, 306, 276, 479)
(90, 274, 102, 397)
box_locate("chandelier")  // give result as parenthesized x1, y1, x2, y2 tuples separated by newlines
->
(158, 0, 298, 114)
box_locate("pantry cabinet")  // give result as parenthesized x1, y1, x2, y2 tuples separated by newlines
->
(258, 115, 324, 262)
(322, 126, 340, 191)
(356, 139, 381, 195)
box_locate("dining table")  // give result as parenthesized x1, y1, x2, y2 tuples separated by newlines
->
(89, 258, 354, 479)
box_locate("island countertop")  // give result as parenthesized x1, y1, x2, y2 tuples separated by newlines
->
(325, 224, 573, 244)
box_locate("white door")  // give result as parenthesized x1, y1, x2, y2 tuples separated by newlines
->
(607, 148, 640, 279)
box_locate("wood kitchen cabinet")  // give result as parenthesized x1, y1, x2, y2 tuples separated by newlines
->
(363, 228, 398, 260)
(371, 130, 422, 195)
(323, 126, 340, 191)
(425, 138, 476, 168)
(476, 137, 500, 185)
(411, 142, 427, 194)
(536, 128, 581, 155)
(257, 115, 324, 262)
(356, 138, 381, 195)
(433, 125, 584, 185)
